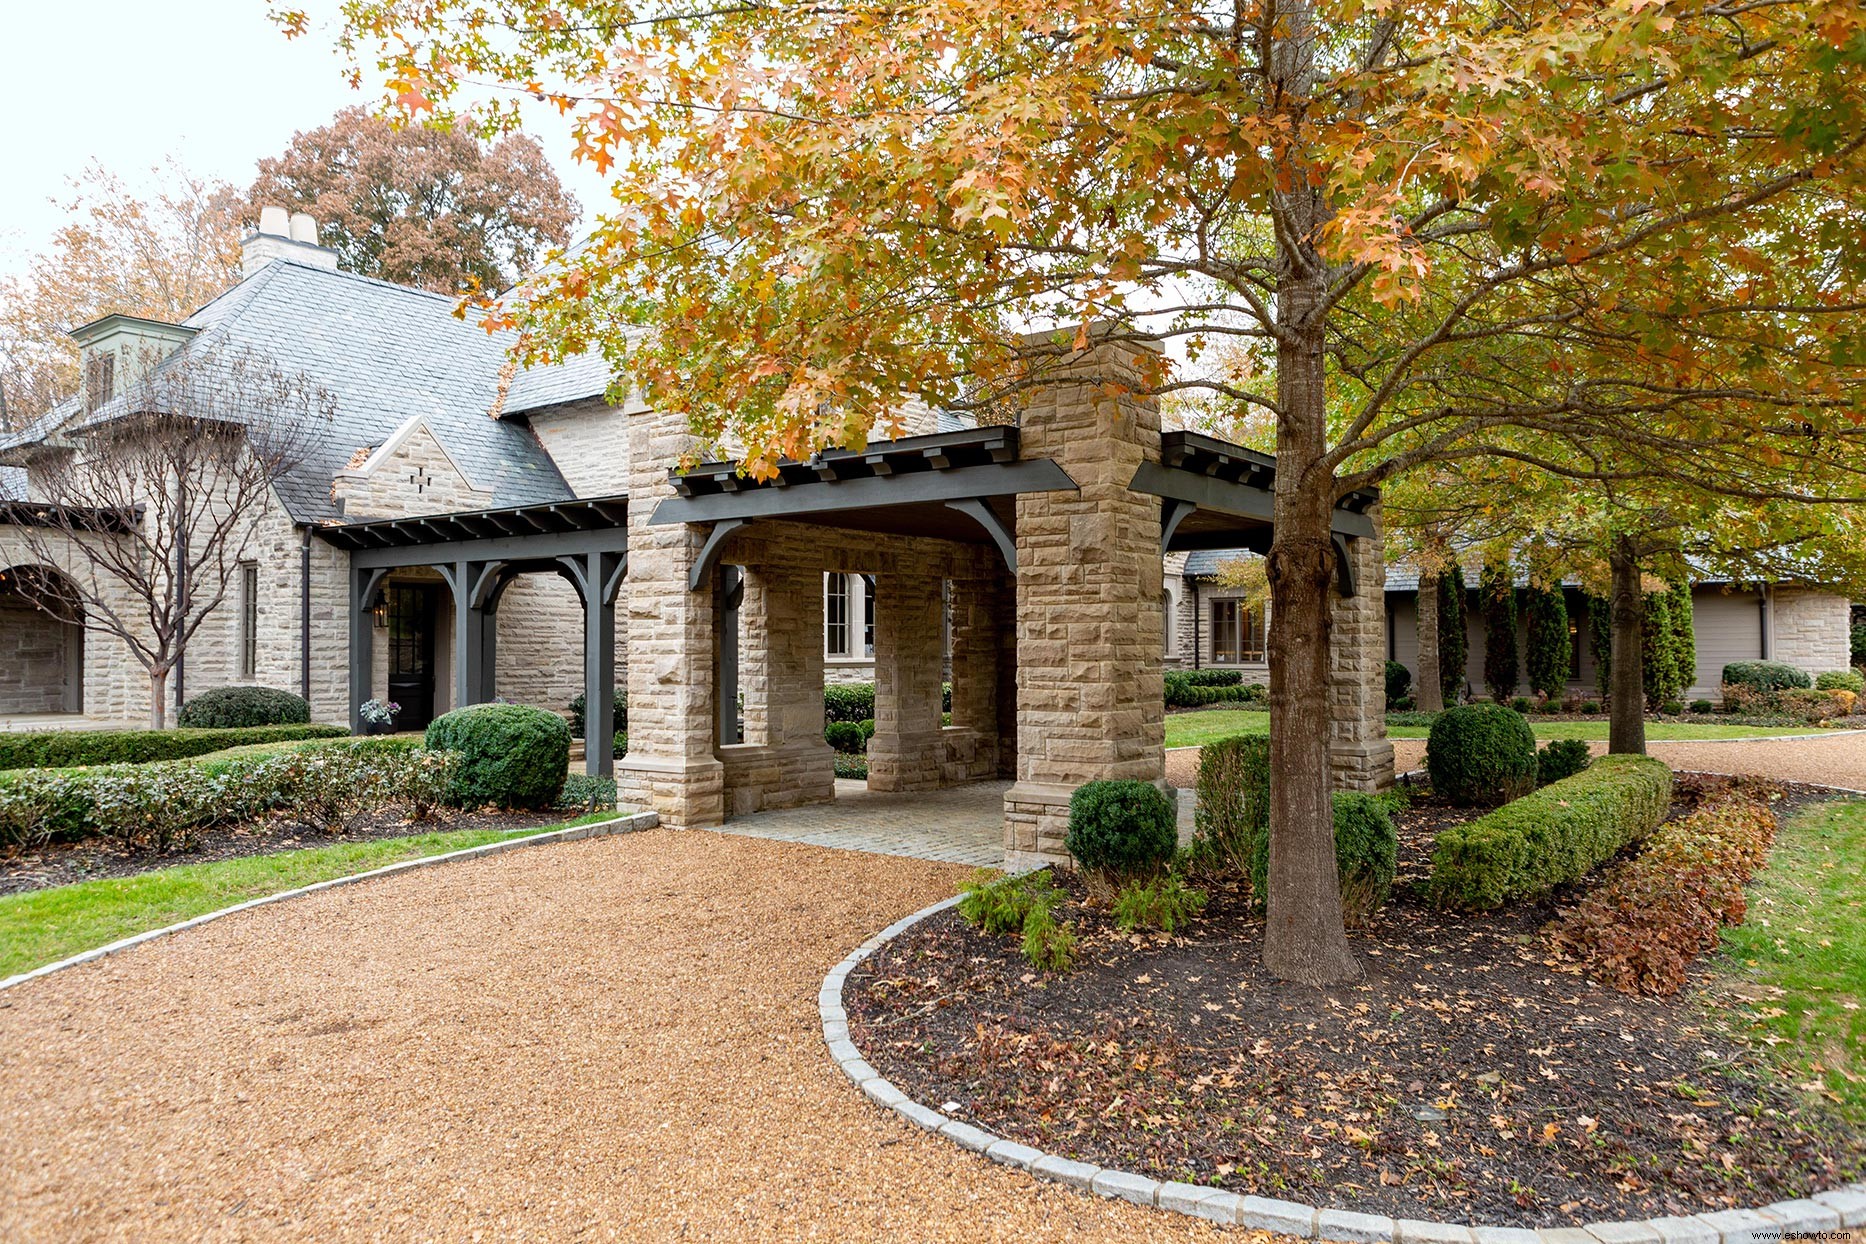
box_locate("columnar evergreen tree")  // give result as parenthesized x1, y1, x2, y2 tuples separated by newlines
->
(318, 0, 1866, 984)
(1666, 578, 1698, 700)
(1524, 586, 1571, 702)
(1481, 562, 1521, 703)
(1642, 589, 1682, 708)
(1587, 594, 1613, 702)
(1439, 567, 1469, 707)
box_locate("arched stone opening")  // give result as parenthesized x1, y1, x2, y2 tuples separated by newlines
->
(0, 564, 85, 715)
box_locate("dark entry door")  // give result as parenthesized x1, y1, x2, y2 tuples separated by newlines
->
(386, 584, 439, 730)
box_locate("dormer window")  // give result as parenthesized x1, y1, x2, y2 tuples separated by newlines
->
(86, 351, 115, 411)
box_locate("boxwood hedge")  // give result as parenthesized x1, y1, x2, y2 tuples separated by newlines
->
(176, 686, 311, 729)
(0, 723, 348, 771)
(1430, 754, 1673, 911)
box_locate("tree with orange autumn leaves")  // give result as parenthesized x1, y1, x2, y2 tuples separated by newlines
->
(306, 0, 1866, 984)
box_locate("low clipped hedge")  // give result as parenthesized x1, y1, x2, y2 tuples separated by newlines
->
(1165, 671, 1265, 708)
(1722, 660, 1811, 693)
(1430, 754, 1673, 911)
(176, 685, 311, 729)
(0, 723, 347, 771)
(0, 738, 452, 851)
(424, 703, 569, 809)
(1425, 704, 1538, 806)
(824, 682, 877, 724)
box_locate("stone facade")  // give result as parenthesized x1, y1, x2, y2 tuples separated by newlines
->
(528, 399, 634, 498)
(331, 418, 495, 520)
(0, 585, 81, 713)
(1771, 587, 1852, 676)
(1004, 337, 1167, 868)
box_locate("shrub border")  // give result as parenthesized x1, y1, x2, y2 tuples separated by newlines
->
(821, 890, 1866, 1242)
(0, 808, 659, 993)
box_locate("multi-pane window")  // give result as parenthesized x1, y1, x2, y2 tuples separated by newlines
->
(826, 573, 851, 657)
(1211, 599, 1267, 663)
(86, 352, 116, 411)
(238, 562, 259, 681)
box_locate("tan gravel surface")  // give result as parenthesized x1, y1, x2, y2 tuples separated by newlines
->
(0, 830, 1239, 1243)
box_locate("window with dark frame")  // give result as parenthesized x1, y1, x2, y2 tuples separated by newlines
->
(238, 562, 259, 681)
(1211, 598, 1267, 664)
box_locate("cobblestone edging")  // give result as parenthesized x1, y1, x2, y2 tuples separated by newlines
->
(821, 896, 1866, 1243)
(0, 809, 660, 993)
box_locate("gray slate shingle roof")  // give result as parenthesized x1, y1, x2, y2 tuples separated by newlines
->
(184, 261, 575, 522)
(3, 257, 589, 524)
(0, 466, 24, 501)
(503, 348, 616, 415)
(1181, 548, 1260, 578)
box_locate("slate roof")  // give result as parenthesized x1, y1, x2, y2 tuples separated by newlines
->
(1, 257, 584, 524)
(0, 466, 24, 501)
(502, 347, 617, 415)
(1181, 548, 1261, 578)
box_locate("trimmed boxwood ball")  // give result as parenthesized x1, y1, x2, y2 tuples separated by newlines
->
(424, 703, 569, 809)
(1065, 779, 1177, 879)
(823, 721, 865, 753)
(177, 685, 311, 729)
(1537, 738, 1592, 787)
(1426, 703, 1538, 807)
(1384, 661, 1411, 709)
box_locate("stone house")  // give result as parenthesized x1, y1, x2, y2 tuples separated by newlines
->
(0, 217, 1398, 855)
(1164, 549, 1854, 701)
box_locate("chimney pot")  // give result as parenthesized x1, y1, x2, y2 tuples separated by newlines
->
(258, 205, 290, 237)
(289, 212, 318, 244)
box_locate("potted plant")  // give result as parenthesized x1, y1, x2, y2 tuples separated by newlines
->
(359, 699, 400, 735)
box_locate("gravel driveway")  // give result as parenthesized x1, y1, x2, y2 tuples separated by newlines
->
(1166, 731, 1866, 791)
(0, 831, 1228, 1242)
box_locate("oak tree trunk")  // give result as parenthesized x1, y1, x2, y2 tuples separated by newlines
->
(1415, 574, 1443, 713)
(1263, 294, 1362, 987)
(1607, 539, 1647, 755)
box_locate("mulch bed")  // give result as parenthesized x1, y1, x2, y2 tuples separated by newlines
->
(844, 776, 1866, 1227)
(0, 807, 570, 896)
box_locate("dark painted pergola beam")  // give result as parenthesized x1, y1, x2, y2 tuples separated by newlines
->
(650, 457, 1076, 526)
(1130, 461, 1377, 540)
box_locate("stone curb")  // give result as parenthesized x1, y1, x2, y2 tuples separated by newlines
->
(0, 808, 660, 993)
(821, 894, 1866, 1241)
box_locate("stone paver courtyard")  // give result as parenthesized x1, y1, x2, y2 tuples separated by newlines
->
(713, 778, 1009, 866)
(0, 831, 1220, 1243)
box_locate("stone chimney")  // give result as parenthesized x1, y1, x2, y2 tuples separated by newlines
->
(242, 204, 340, 277)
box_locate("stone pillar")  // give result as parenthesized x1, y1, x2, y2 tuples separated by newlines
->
(1328, 505, 1396, 791)
(616, 408, 726, 828)
(868, 569, 946, 792)
(1005, 336, 1165, 868)
(942, 570, 1003, 784)
(718, 538, 836, 816)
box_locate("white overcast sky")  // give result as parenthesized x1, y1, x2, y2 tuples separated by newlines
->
(0, 0, 608, 283)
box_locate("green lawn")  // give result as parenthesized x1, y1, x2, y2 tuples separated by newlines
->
(1716, 798, 1866, 1123)
(0, 812, 614, 982)
(1163, 710, 1830, 749)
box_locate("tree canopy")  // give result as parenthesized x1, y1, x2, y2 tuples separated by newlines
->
(249, 106, 579, 294)
(310, 0, 1866, 984)
(0, 161, 242, 427)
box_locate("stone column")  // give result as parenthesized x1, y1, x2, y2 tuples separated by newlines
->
(943, 568, 1003, 784)
(616, 408, 726, 827)
(868, 568, 946, 792)
(718, 534, 836, 816)
(1005, 335, 1165, 868)
(1328, 504, 1396, 791)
